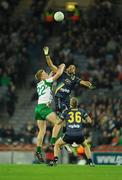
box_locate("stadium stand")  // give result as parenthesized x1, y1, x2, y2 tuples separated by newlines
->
(0, 0, 122, 164)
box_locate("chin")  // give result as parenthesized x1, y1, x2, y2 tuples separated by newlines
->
(72, 72, 75, 75)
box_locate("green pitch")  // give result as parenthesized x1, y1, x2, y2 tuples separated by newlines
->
(0, 164, 122, 180)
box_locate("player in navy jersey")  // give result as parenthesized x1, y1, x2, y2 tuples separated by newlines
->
(43, 46, 95, 116)
(43, 46, 95, 146)
(49, 97, 94, 166)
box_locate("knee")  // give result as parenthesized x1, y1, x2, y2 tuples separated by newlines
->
(82, 141, 88, 148)
(53, 120, 63, 126)
(55, 141, 61, 148)
(38, 129, 45, 136)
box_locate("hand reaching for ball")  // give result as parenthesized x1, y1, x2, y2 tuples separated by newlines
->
(43, 46, 49, 56)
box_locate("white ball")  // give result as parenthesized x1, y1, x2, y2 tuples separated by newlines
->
(54, 11, 64, 22)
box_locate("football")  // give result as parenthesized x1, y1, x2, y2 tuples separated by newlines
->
(54, 11, 64, 22)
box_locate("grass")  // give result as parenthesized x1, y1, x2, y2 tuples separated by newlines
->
(0, 164, 122, 180)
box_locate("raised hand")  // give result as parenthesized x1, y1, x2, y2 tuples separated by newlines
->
(43, 46, 49, 56)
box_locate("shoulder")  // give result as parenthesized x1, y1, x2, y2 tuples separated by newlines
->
(79, 108, 88, 117)
(75, 76, 81, 82)
(45, 77, 53, 83)
(37, 80, 43, 86)
(78, 108, 85, 113)
(43, 78, 53, 87)
(70, 75, 81, 84)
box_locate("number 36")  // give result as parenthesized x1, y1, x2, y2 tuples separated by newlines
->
(68, 112, 81, 123)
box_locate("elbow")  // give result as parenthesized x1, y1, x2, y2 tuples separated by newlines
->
(61, 63, 66, 68)
(59, 63, 66, 69)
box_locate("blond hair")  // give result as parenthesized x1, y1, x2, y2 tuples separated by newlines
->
(70, 97, 78, 108)
(35, 69, 43, 80)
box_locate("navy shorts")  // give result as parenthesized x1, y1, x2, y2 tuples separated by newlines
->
(62, 134, 85, 145)
(55, 96, 69, 114)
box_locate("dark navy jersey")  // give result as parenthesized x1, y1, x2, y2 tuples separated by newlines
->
(55, 72, 81, 99)
(61, 108, 88, 136)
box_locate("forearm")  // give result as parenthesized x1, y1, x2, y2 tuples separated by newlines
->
(43, 46, 58, 72)
(45, 55, 58, 73)
(45, 55, 53, 67)
(80, 80, 93, 88)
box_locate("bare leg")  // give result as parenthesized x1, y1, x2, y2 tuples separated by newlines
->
(82, 140, 91, 159)
(33, 120, 46, 163)
(37, 120, 46, 148)
(82, 140, 94, 166)
(54, 137, 66, 157)
(47, 112, 63, 144)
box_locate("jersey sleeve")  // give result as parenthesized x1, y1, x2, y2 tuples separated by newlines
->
(80, 109, 88, 119)
(75, 76, 81, 84)
(44, 77, 53, 87)
(45, 77, 53, 83)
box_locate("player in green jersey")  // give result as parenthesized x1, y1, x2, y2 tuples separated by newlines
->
(33, 64, 65, 164)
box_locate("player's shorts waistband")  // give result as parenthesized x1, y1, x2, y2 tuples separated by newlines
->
(37, 103, 51, 107)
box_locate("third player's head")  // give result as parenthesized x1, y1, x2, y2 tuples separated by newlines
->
(66, 65, 76, 75)
(70, 97, 78, 108)
(35, 69, 48, 81)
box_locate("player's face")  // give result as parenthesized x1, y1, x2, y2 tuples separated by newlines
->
(41, 71, 49, 80)
(67, 65, 76, 75)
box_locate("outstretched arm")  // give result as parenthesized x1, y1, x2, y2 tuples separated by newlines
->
(52, 64, 66, 81)
(43, 46, 58, 73)
(80, 80, 95, 89)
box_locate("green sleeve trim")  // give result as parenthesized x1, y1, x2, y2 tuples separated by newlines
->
(44, 80, 52, 87)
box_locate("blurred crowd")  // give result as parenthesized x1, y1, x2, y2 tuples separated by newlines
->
(0, 0, 122, 153)
(81, 95, 122, 147)
(0, 0, 48, 117)
(51, 0, 122, 89)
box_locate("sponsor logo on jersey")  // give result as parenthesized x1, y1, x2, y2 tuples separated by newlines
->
(68, 124, 80, 128)
(60, 88, 70, 93)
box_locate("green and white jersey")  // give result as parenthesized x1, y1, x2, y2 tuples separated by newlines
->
(37, 77, 53, 104)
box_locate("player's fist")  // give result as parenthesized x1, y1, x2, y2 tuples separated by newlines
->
(43, 46, 49, 55)
(87, 81, 92, 88)
(87, 82, 96, 89)
(81, 80, 95, 89)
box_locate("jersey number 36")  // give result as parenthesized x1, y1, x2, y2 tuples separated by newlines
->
(68, 111, 81, 123)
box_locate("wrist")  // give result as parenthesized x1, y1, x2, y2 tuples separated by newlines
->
(45, 54, 50, 57)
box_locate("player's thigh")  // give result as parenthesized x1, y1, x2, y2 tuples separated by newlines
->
(55, 137, 66, 147)
(46, 112, 61, 125)
(37, 120, 46, 132)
